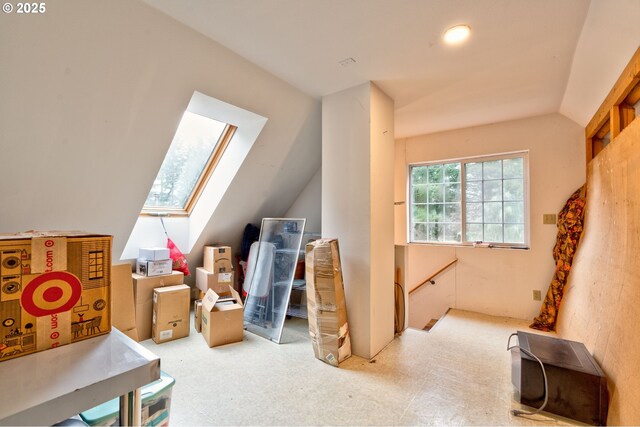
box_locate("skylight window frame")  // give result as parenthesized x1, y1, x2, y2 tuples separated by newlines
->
(141, 123, 237, 217)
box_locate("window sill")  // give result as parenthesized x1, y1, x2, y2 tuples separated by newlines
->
(406, 241, 530, 251)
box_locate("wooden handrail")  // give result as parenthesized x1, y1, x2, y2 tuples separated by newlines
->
(408, 259, 458, 295)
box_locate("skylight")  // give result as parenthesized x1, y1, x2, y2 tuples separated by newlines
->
(143, 111, 236, 215)
(121, 90, 268, 260)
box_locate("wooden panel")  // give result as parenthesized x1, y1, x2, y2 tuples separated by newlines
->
(611, 106, 622, 138)
(612, 105, 635, 138)
(592, 138, 605, 158)
(595, 120, 611, 139)
(585, 138, 593, 167)
(625, 83, 640, 106)
(620, 103, 636, 129)
(557, 118, 640, 425)
(586, 46, 640, 140)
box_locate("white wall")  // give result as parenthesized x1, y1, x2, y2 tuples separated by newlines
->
(284, 168, 321, 233)
(0, 0, 321, 277)
(396, 114, 585, 326)
(323, 83, 372, 357)
(323, 82, 395, 359)
(560, 0, 640, 126)
(369, 84, 395, 354)
(394, 139, 408, 245)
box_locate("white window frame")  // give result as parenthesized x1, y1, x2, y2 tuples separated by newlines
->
(408, 150, 530, 248)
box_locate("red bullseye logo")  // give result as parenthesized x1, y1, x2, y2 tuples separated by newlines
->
(21, 271, 82, 317)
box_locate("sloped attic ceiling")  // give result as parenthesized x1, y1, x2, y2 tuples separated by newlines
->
(143, 0, 593, 137)
(142, 0, 640, 137)
(0, 0, 320, 264)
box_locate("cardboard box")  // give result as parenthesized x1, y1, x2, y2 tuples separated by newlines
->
(0, 231, 112, 362)
(139, 247, 170, 261)
(201, 286, 244, 347)
(152, 284, 190, 344)
(132, 271, 184, 341)
(136, 259, 172, 277)
(305, 238, 351, 367)
(203, 246, 233, 273)
(195, 267, 234, 294)
(194, 300, 202, 333)
(111, 264, 138, 341)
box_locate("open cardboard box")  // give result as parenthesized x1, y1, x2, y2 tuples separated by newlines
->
(201, 285, 243, 347)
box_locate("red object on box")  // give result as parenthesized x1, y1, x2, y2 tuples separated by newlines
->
(167, 238, 190, 276)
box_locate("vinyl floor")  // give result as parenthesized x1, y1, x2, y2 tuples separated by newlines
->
(141, 309, 579, 426)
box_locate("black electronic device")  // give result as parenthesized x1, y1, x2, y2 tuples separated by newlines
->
(510, 331, 608, 425)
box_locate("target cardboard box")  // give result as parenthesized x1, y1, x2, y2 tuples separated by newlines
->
(0, 231, 112, 362)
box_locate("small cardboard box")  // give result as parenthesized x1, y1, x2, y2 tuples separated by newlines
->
(152, 284, 190, 344)
(132, 271, 184, 341)
(203, 246, 233, 273)
(305, 238, 351, 367)
(201, 286, 244, 347)
(138, 247, 170, 261)
(194, 300, 202, 333)
(0, 231, 112, 362)
(195, 267, 234, 294)
(136, 259, 172, 277)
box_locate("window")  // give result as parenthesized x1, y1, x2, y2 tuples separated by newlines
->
(410, 152, 528, 247)
(142, 111, 237, 216)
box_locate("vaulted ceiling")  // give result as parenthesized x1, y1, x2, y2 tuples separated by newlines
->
(141, 0, 639, 138)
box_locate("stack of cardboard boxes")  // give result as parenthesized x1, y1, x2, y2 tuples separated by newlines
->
(130, 245, 244, 348)
(195, 246, 234, 296)
(132, 248, 190, 344)
(193, 246, 244, 347)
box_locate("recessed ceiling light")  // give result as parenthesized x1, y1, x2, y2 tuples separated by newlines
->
(443, 25, 471, 45)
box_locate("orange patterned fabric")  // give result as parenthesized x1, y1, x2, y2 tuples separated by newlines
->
(530, 185, 587, 332)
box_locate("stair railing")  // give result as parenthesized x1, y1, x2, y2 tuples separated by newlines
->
(408, 259, 458, 295)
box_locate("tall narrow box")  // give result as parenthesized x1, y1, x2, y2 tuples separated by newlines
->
(111, 264, 138, 341)
(152, 284, 190, 344)
(305, 238, 351, 367)
(0, 231, 112, 362)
